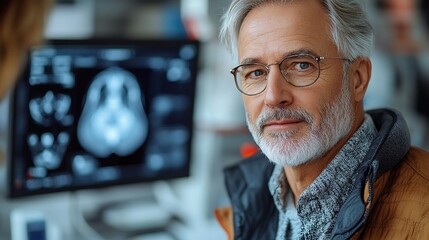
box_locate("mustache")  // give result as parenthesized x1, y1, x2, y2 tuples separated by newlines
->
(255, 107, 314, 130)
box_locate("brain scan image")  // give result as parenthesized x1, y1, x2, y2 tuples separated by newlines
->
(77, 67, 148, 158)
(29, 91, 74, 126)
(27, 132, 70, 171)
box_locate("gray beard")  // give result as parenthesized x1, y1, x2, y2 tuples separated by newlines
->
(246, 81, 354, 167)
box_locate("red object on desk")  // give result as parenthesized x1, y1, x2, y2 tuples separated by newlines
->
(240, 142, 259, 158)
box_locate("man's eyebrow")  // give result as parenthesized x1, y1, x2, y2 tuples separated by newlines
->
(283, 48, 317, 58)
(240, 58, 261, 65)
(239, 48, 318, 65)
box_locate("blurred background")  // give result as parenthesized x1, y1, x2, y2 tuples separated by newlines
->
(0, 0, 427, 239)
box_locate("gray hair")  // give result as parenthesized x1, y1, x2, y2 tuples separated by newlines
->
(219, 0, 374, 60)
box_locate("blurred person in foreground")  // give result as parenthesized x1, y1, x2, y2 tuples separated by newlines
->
(214, 0, 429, 239)
(0, 0, 53, 100)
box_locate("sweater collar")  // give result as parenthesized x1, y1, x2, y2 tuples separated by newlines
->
(269, 114, 377, 239)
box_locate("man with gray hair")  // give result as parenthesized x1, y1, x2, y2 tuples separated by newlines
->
(214, 0, 429, 239)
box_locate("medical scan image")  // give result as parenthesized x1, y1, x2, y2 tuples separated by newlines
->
(27, 132, 70, 171)
(77, 67, 148, 158)
(29, 91, 74, 127)
(8, 40, 198, 197)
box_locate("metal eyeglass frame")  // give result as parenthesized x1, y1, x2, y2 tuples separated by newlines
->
(230, 53, 350, 96)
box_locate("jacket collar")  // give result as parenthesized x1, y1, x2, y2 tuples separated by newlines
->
(331, 109, 411, 239)
(364, 109, 411, 178)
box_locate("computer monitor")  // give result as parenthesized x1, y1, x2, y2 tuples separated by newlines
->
(7, 39, 199, 198)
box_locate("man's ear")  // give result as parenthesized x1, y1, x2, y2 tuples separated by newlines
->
(350, 57, 372, 102)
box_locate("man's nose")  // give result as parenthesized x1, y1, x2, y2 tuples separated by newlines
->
(263, 66, 293, 108)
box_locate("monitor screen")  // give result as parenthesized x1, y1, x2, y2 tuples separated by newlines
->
(7, 39, 199, 198)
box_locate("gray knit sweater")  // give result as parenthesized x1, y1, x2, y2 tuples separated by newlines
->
(269, 115, 377, 239)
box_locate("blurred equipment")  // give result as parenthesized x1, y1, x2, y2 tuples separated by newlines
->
(10, 209, 62, 240)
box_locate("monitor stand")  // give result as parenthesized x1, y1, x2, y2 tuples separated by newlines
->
(75, 182, 180, 239)
(101, 198, 172, 232)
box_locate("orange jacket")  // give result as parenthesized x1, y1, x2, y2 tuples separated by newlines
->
(352, 146, 429, 239)
(215, 146, 429, 239)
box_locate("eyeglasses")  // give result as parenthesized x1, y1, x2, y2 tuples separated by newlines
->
(230, 53, 350, 96)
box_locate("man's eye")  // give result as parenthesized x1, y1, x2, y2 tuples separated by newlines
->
(249, 69, 265, 78)
(296, 62, 310, 70)
(282, 55, 317, 74)
(241, 66, 266, 80)
(291, 61, 314, 72)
